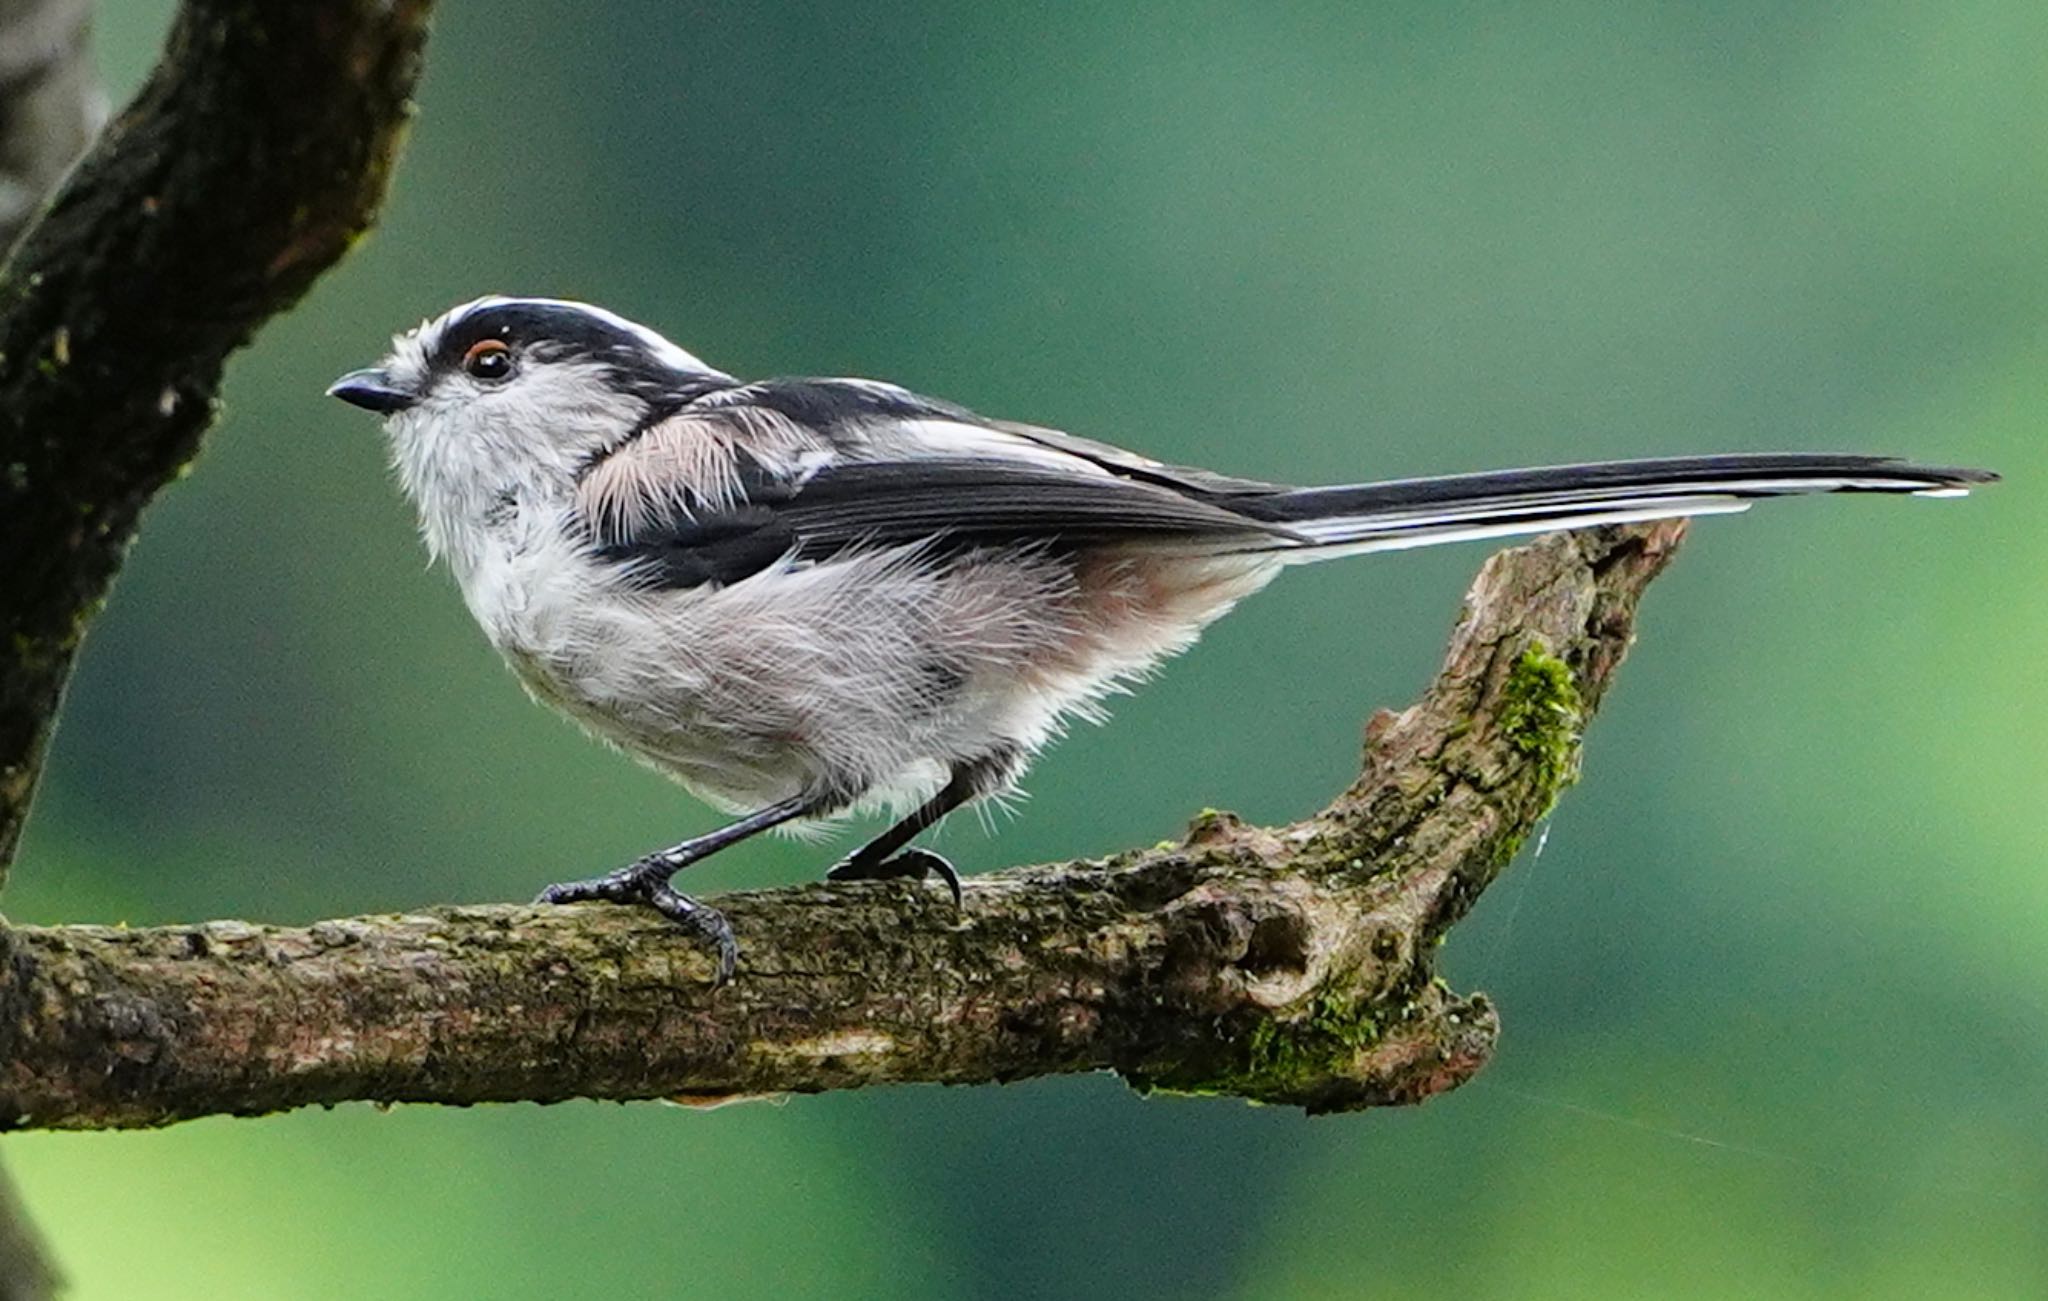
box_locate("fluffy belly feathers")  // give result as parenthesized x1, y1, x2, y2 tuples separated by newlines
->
(470, 540, 1279, 814)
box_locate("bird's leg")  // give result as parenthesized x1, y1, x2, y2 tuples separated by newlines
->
(536, 793, 818, 984)
(827, 762, 996, 908)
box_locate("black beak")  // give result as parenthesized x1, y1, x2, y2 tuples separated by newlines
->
(327, 368, 415, 414)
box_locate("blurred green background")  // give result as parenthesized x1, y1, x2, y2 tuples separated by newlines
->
(6, 1, 2043, 1296)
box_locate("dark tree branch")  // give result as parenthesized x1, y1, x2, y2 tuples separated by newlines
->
(0, 6, 433, 1284)
(0, 5, 403, 1294)
(0, 0, 90, 1272)
(0, 521, 1687, 1131)
(0, 0, 435, 879)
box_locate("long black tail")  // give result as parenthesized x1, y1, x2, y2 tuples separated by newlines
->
(1227, 453, 1996, 557)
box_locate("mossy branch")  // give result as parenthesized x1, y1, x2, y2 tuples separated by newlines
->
(0, 0, 435, 880)
(0, 521, 1687, 1131)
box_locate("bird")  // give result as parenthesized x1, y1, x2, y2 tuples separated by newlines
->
(329, 296, 1996, 982)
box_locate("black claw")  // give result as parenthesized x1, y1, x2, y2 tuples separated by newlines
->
(827, 847, 964, 909)
(646, 884, 738, 985)
(534, 854, 736, 986)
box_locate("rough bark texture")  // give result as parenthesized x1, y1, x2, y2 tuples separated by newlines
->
(0, 6, 168, 1294)
(0, 0, 434, 880)
(0, 520, 1687, 1131)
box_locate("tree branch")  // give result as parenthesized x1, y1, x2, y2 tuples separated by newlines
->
(0, 0, 1686, 1140)
(0, 520, 1687, 1131)
(0, 0, 434, 879)
(0, 4, 407, 1290)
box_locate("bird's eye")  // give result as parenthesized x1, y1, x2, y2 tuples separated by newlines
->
(462, 339, 514, 382)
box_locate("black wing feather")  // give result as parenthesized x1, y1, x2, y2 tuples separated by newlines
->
(588, 378, 1998, 589)
(1231, 453, 1997, 524)
(723, 378, 1283, 496)
(592, 456, 1288, 591)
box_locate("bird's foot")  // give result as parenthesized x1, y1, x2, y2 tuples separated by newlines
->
(826, 847, 963, 908)
(536, 854, 737, 985)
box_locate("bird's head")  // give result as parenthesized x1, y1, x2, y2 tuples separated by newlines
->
(329, 296, 733, 515)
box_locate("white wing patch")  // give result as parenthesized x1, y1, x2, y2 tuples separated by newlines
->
(861, 417, 1118, 476)
(575, 408, 824, 538)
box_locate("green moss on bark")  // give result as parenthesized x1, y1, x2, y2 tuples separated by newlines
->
(1240, 987, 1385, 1090)
(1133, 984, 1390, 1104)
(1498, 640, 1584, 807)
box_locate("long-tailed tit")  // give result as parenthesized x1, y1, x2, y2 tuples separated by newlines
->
(329, 296, 1995, 981)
